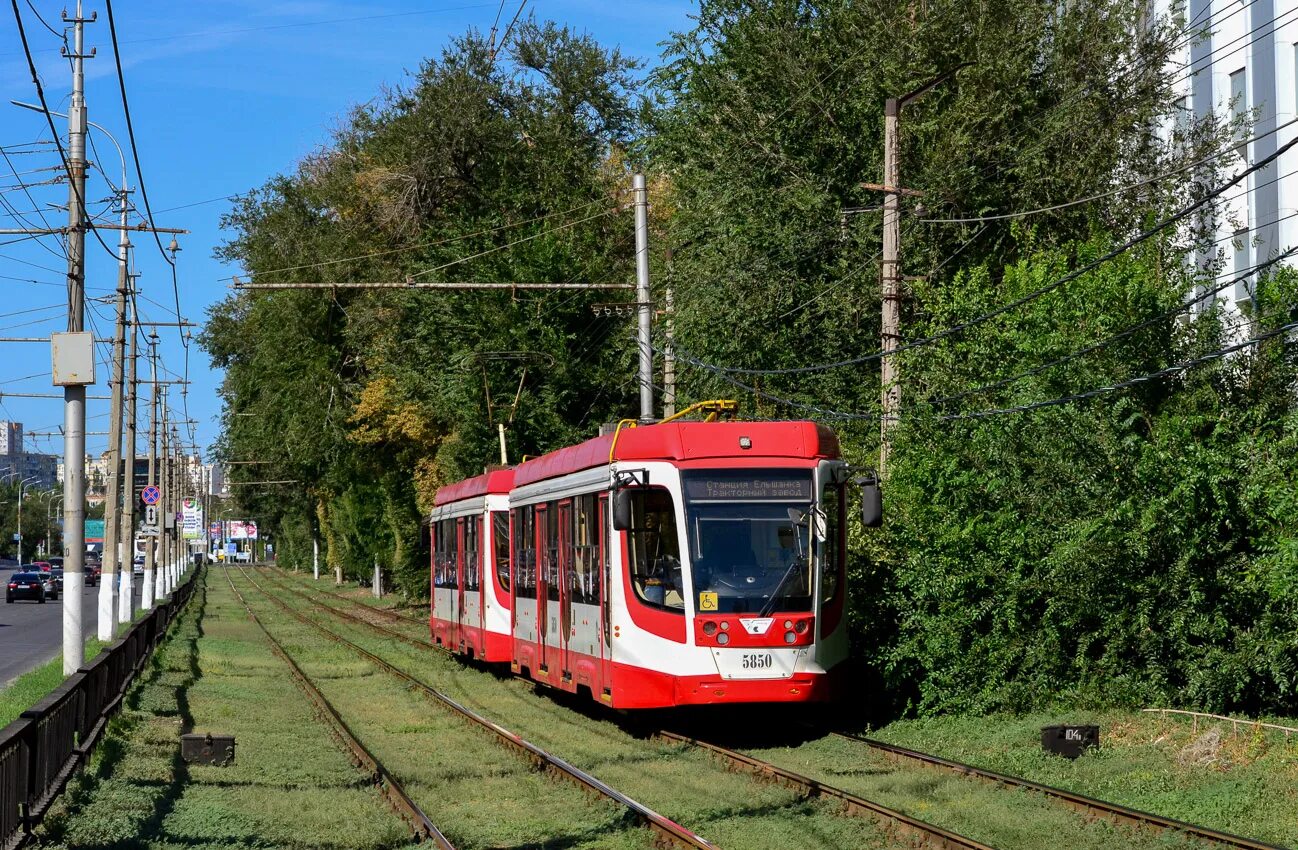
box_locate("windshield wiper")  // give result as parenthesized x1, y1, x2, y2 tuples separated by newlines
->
(757, 555, 803, 618)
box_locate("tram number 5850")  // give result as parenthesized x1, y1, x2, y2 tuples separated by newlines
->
(741, 653, 773, 670)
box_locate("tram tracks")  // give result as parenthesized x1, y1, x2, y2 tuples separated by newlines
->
(814, 730, 1287, 850)
(266, 567, 1286, 850)
(220, 567, 453, 848)
(255, 569, 1003, 850)
(231, 567, 718, 850)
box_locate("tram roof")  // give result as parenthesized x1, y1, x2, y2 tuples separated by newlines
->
(513, 420, 839, 489)
(433, 468, 515, 506)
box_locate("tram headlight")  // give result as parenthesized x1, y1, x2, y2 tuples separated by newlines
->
(703, 621, 718, 636)
(784, 631, 797, 644)
(794, 620, 809, 634)
(719, 621, 729, 631)
(717, 632, 730, 646)
(783, 619, 793, 630)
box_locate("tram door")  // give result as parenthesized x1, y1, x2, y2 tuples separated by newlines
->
(568, 494, 604, 693)
(450, 518, 464, 647)
(541, 502, 569, 677)
(459, 516, 481, 651)
(533, 504, 552, 676)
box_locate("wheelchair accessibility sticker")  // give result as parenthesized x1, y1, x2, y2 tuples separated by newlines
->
(698, 592, 718, 611)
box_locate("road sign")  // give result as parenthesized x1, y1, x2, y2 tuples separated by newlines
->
(141, 485, 161, 505)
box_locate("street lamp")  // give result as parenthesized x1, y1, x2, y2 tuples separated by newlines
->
(14, 476, 39, 567)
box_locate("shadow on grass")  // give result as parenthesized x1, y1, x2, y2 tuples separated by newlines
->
(38, 576, 208, 849)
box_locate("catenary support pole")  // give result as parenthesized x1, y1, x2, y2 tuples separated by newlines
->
(98, 188, 129, 640)
(880, 97, 901, 479)
(633, 173, 654, 422)
(664, 286, 675, 418)
(62, 1, 92, 674)
(141, 333, 158, 608)
(120, 292, 138, 620)
(158, 397, 170, 600)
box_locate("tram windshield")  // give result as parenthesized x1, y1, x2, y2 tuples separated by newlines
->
(682, 469, 815, 614)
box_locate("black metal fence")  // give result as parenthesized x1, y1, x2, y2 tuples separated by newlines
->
(0, 568, 200, 850)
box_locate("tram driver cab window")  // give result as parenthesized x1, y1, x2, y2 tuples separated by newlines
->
(626, 489, 684, 611)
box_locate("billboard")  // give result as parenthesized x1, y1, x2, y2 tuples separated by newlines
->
(182, 498, 203, 540)
(227, 521, 258, 540)
(84, 519, 105, 544)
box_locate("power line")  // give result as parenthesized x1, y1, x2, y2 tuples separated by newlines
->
(938, 312, 1298, 421)
(223, 195, 615, 283)
(918, 116, 1298, 224)
(104, 0, 187, 350)
(924, 246, 1298, 409)
(685, 131, 1298, 377)
(8, 0, 120, 264)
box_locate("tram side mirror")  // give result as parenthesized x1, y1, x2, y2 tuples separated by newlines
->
(612, 490, 633, 531)
(856, 473, 883, 528)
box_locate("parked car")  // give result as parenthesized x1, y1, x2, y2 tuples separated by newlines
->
(7, 571, 54, 603)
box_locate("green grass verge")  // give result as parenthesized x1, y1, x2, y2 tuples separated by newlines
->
(0, 638, 106, 729)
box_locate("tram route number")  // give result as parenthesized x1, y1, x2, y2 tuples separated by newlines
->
(741, 653, 773, 670)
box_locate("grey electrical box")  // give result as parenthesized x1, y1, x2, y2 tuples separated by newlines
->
(181, 733, 235, 765)
(51, 332, 96, 386)
(1041, 725, 1099, 759)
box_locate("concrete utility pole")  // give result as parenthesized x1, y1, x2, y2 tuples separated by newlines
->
(99, 188, 130, 640)
(633, 173, 653, 422)
(119, 292, 138, 622)
(663, 286, 676, 418)
(312, 534, 319, 580)
(61, 2, 93, 674)
(879, 97, 902, 478)
(158, 394, 170, 600)
(875, 66, 967, 479)
(141, 333, 158, 609)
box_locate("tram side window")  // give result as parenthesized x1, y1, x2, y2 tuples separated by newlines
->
(514, 507, 537, 599)
(820, 484, 844, 607)
(625, 488, 684, 611)
(544, 504, 560, 602)
(464, 516, 481, 592)
(570, 494, 599, 605)
(493, 511, 511, 592)
(434, 519, 457, 590)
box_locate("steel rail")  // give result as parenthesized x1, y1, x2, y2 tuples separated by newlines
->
(658, 731, 997, 850)
(824, 730, 1286, 850)
(219, 568, 453, 849)
(261, 570, 1006, 850)
(234, 567, 718, 850)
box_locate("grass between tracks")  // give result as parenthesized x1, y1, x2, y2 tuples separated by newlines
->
(868, 710, 1298, 847)
(273, 567, 1298, 849)
(32, 569, 421, 850)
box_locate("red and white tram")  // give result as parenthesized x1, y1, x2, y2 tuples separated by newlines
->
(430, 468, 514, 662)
(431, 418, 878, 709)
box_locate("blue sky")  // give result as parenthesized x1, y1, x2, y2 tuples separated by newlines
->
(0, 0, 690, 463)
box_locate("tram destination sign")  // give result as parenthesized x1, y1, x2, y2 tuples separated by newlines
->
(683, 472, 811, 502)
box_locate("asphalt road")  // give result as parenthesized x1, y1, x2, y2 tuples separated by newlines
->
(0, 567, 144, 686)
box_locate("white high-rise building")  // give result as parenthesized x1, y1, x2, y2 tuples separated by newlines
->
(1157, 0, 1298, 310)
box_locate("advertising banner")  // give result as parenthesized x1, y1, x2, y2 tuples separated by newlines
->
(182, 498, 203, 540)
(228, 521, 258, 540)
(84, 519, 105, 544)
